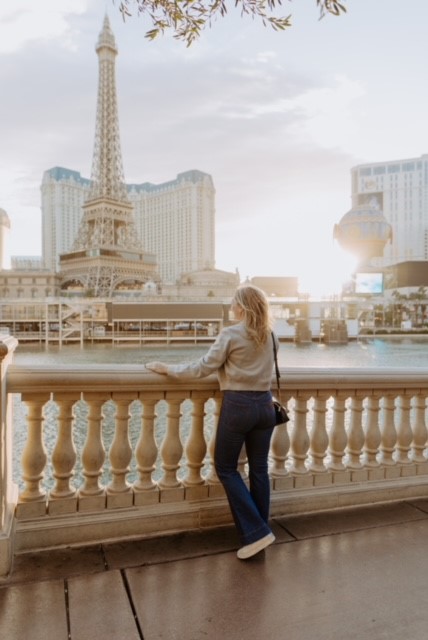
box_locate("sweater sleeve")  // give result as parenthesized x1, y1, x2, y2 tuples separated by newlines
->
(166, 330, 231, 379)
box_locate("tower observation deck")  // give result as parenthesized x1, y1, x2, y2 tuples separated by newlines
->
(59, 16, 158, 297)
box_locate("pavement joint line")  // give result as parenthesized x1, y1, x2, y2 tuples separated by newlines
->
(64, 579, 72, 640)
(121, 569, 145, 640)
(101, 544, 110, 570)
(403, 499, 428, 516)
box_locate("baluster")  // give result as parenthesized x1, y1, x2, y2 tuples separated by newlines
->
(50, 393, 78, 498)
(411, 394, 428, 463)
(184, 396, 207, 486)
(80, 393, 107, 495)
(206, 395, 222, 483)
(270, 398, 291, 477)
(328, 394, 347, 471)
(159, 396, 183, 488)
(20, 393, 50, 501)
(309, 394, 329, 473)
(379, 395, 397, 466)
(134, 397, 158, 491)
(346, 395, 364, 469)
(363, 395, 381, 467)
(107, 395, 134, 494)
(289, 394, 309, 475)
(396, 394, 412, 464)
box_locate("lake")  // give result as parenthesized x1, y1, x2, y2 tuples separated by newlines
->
(13, 336, 428, 368)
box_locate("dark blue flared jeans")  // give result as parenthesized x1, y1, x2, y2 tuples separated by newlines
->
(214, 390, 276, 546)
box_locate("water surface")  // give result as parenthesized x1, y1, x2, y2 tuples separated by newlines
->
(13, 336, 428, 368)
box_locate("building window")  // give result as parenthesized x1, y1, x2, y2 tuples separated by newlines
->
(387, 165, 400, 173)
(402, 162, 415, 172)
(373, 166, 386, 175)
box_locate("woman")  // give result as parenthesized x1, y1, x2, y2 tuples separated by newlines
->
(145, 284, 277, 560)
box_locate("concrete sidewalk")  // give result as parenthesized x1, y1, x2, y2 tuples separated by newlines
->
(2, 499, 428, 639)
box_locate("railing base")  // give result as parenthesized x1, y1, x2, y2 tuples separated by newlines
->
(271, 474, 428, 517)
(14, 499, 233, 554)
(12, 474, 428, 555)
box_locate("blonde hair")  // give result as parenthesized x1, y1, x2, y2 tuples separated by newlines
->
(233, 284, 272, 347)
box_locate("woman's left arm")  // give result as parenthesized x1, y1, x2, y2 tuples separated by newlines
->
(145, 330, 231, 378)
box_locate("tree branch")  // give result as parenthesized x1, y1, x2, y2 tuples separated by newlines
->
(114, 0, 347, 45)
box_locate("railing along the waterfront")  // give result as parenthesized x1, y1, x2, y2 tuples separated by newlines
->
(4, 362, 428, 557)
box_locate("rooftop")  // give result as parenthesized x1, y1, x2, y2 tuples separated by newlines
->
(2, 499, 428, 639)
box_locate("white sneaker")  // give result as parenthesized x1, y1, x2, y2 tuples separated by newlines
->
(237, 532, 275, 560)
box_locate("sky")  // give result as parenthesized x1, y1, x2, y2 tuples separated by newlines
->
(1, 0, 428, 296)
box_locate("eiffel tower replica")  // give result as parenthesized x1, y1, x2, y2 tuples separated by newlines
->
(60, 15, 158, 298)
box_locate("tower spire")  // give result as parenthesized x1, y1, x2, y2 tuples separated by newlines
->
(88, 14, 128, 202)
(59, 18, 158, 298)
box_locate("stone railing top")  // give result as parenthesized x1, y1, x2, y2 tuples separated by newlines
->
(6, 364, 428, 394)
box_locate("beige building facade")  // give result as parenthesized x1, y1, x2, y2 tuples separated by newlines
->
(164, 266, 239, 299)
(0, 269, 60, 299)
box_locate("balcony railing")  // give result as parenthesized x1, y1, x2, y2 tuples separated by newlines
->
(1, 335, 428, 577)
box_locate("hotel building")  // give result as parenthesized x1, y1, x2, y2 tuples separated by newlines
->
(351, 153, 428, 266)
(41, 167, 216, 284)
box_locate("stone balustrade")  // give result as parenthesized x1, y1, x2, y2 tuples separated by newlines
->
(1, 334, 428, 577)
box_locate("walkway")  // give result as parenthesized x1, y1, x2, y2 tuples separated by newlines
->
(2, 498, 428, 639)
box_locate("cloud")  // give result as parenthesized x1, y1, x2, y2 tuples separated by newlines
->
(116, 49, 361, 222)
(256, 51, 278, 64)
(285, 75, 366, 148)
(0, 0, 89, 54)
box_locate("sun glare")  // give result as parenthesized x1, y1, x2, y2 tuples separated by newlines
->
(297, 245, 357, 299)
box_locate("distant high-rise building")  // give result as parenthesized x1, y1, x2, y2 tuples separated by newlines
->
(42, 167, 90, 272)
(0, 208, 11, 270)
(42, 167, 215, 284)
(351, 154, 428, 266)
(128, 170, 215, 284)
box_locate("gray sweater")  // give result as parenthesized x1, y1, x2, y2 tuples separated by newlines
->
(166, 323, 277, 391)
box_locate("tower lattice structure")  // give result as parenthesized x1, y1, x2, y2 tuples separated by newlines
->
(60, 15, 157, 297)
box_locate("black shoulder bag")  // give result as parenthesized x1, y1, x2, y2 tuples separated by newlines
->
(272, 333, 290, 424)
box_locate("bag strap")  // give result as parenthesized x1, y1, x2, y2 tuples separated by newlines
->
(271, 332, 281, 402)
